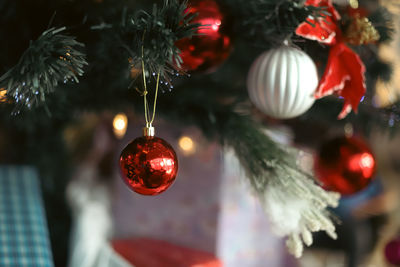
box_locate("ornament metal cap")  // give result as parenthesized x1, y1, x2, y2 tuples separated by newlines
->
(143, 126, 155, 137)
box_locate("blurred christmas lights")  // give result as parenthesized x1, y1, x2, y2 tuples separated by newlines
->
(178, 136, 196, 156)
(113, 113, 128, 139)
(0, 89, 7, 103)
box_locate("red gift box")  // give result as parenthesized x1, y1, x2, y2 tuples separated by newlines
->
(112, 238, 223, 267)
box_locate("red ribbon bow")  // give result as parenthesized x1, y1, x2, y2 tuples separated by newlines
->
(296, 0, 366, 119)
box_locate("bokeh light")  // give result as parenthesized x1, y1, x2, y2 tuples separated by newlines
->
(178, 136, 196, 156)
(113, 113, 128, 139)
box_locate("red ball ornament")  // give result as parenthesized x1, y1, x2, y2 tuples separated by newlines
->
(385, 238, 400, 265)
(314, 136, 376, 195)
(119, 135, 178, 196)
(176, 0, 232, 73)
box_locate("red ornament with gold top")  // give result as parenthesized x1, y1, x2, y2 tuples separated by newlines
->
(314, 136, 376, 195)
(176, 0, 232, 73)
(119, 127, 178, 196)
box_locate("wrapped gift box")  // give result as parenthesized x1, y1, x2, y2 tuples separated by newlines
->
(112, 238, 222, 267)
(0, 166, 54, 267)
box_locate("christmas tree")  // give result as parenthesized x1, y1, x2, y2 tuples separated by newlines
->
(0, 0, 398, 266)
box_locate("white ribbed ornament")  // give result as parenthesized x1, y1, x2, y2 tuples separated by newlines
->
(247, 45, 318, 119)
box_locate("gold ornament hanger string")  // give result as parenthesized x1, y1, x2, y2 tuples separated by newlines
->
(141, 42, 160, 129)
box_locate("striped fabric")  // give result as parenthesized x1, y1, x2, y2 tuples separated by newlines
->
(0, 166, 54, 267)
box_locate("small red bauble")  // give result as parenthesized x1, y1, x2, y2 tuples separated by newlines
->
(314, 136, 376, 195)
(176, 0, 232, 73)
(119, 136, 178, 196)
(385, 238, 400, 265)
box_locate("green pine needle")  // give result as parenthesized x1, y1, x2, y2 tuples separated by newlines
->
(119, 0, 201, 82)
(0, 27, 87, 113)
(238, 0, 326, 48)
(369, 7, 395, 43)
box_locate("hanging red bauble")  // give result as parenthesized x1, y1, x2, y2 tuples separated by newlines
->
(119, 133, 178, 196)
(314, 136, 376, 195)
(175, 0, 232, 73)
(385, 238, 400, 265)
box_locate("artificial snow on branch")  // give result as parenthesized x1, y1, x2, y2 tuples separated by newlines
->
(158, 84, 340, 258)
(0, 27, 87, 113)
(222, 117, 340, 258)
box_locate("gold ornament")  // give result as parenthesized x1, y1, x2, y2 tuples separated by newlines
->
(0, 89, 8, 103)
(345, 14, 380, 45)
(349, 0, 359, 9)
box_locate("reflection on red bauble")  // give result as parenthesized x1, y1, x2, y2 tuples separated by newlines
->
(119, 136, 178, 196)
(314, 136, 376, 195)
(176, 0, 232, 73)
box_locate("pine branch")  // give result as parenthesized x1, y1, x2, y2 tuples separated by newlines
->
(301, 97, 400, 136)
(0, 27, 87, 114)
(119, 0, 201, 83)
(366, 56, 393, 83)
(369, 7, 395, 43)
(158, 83, 339, 258)
(221, 113, 339, 257)
(233, 0, 326, 48)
